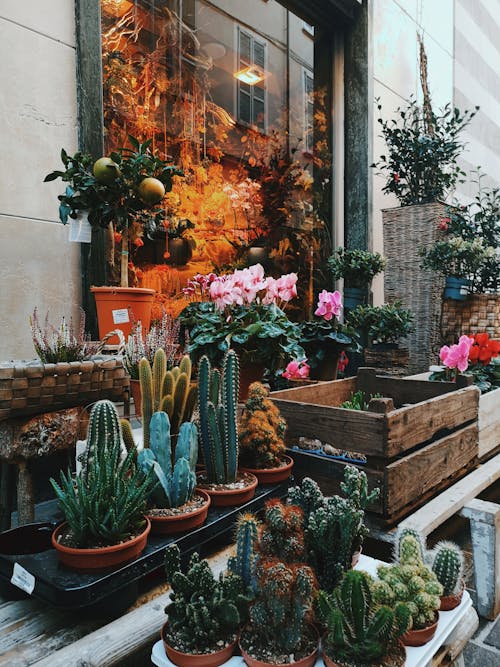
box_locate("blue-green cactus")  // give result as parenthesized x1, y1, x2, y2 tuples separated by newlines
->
(198, 351, 239, 484)
(137, 412, 198, 509)
(227, 513, 259, 593)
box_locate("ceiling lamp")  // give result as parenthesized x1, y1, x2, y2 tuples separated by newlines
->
(233, 66, 266, 86)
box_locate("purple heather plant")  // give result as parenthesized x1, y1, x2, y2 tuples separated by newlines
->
(30, 308, 101, 363)
(123, 311, 181, 380)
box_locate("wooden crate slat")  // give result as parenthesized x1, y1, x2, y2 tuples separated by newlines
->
(271, 376, 357, 407)
(478, 387, 500, 461)
(384, 422, 478, 516)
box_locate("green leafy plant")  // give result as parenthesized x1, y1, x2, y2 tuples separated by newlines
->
(340, 390, 383, 411)
(318, 570, 411, 665)
(419, 237, 495, 278)
(372, 98, 477, 206)
(431, 541, 464, 596)
(51, 400, 157, 547)
(299, 319, 360, 373)
(164, 544, 250, 654)
(347, 301, 415, 346)
(328, 247, 386, 289)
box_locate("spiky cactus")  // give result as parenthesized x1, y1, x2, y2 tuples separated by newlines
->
(431, 541, 464, 596)
(51, 400, 157, 547)
(120, 418, 137, 457)
(395, 527, 426, 564)
(228, 513, 260, 593)
(198, 351, 239, 484)
(318, 570, 411, 664)
(259, 499, 306, 563)
(137, 412, 198, 509)
(239, 382, 286, 468)
(140, 351, 197, 449)
(164, 544, 251, 654)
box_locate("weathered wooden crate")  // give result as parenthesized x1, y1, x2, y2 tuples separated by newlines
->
(271, 368, 480, 524)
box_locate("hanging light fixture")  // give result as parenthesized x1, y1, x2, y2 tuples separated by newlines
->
(233, 65, 266, 86)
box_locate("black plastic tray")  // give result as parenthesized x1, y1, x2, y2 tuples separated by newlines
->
(0, 481, 288, 609)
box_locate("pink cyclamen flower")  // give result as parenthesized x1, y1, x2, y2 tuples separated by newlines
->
(275, 273, 298, 302)
(282, 359, 310, 380)
(439, 335, 473, 373)
(315, 290, 342, 321)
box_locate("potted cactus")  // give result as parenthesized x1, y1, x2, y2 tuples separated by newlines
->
(238, 382, 293, 484)
(318, 570, 411, 667)
(373, 533, 443, 646)
(239, 500, 319, 667)
(162, 543, 251, 667)
(431, 541, 465, 611)
(136, 412, 210, 535)
(227, 512, 260, 596)
(196, 351, 258, 506)
(50, 400, 157, 570)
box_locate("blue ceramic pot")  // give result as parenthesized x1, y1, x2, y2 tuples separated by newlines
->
(444, 276, 471, 301)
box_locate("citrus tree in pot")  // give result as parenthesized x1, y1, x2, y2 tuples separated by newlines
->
(45, 137, 184, 339)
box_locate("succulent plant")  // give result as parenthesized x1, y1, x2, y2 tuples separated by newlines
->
(431, 541, 464, 596)
(228, 512, 260, 594)
(318, 570, 411, 664)
(198, 351, 239, 484)
(164, 544, 251, 653)
(51, 400, 157, 547)
(137, 411, 198, 509)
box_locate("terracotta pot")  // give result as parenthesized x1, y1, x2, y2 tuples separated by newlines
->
(351, 546, 362, 568)
(322, 640, 406, 667)
(148, 490, 211, 535)
(239, 363, 265, 401)
(196, 472, 258, 507)
(161, 621, 237, 667)
(91, 286, 155, 345)
(240, 455, 293, 485)
(239, 626, 318, 667)
(51, 518, 151, 571)
(401, 614, 439, 646)
(129, 379, 142, 417)
(440, 582, 465, 611)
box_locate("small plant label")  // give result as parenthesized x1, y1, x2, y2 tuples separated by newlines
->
(68, 211, 92, 243)
(112, 309, 130, 324)
(11, 562, 35, 595)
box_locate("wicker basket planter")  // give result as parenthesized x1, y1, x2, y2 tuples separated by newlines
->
(0, 358, 129, 421)
(382, 202, 446, 373)
(441, 294, 500, 344)
(363, 346, 409, 377)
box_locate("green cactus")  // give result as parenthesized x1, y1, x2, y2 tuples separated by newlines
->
(318, 570, 411, 664)
(137, 412, 198, 509)
(227, 513, 260, 593)
(198, 351, 239, 484)
(431, 541, 464, 596)
(51, 400, 156, 547)
(396, 527, 426, 564)
(153, 348, 167, 413)
(120, 418, 137, 458)
(139, 356, 154, 449)
(164, 544, 251, 654)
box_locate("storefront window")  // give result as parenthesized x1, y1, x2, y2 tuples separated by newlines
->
(100, 0, 334, 317)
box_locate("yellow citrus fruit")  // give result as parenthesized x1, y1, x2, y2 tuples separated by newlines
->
(138, 177, 166, 205)
(93, 157, 120, 184)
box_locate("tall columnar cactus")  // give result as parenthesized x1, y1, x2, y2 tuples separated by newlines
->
(239, 382, 286, 469)
(164, 544, 251, 653)
(228, 513, 260, 593)
(431, 541, 464, 596)
(140, 350, 197, 449)
(198, 351, 239, 484)
(80, 399, 122, 483)
(137, 412, 198, 509)
(318, 571, 411, 664)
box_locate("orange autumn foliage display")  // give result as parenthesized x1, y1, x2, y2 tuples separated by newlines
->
(239, 382, 286, 469)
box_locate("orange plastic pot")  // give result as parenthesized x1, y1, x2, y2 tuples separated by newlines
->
(161, 622, 237, 667)
(196, 472, 258, 507)
(239, 626, 318, 667)
(148, 490, 211, 535)
(440, 582, 465, 611)
(51, 518, 150, 571)
(401, 614, 439, 646)
(240, 455, 294, 485)
(91, 286, 155, 344)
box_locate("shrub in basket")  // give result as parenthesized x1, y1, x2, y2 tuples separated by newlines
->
(162, 544, 251, 667)
(238, 382, 293, 483)
(239, 500, 319, 667)
(50, 400, 157, 570)
(317, 570, 411, 667)
(347, 301, 414, 350)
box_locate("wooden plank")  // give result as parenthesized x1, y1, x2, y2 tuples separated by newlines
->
(385, 386, 479, 457)
(431, 606, 479, 665)
(398, 452, 500, 538)
(384, 423, 478, 517)
(274, 400, 386, 456)
(478, 387, 500, 460)
(271, 376, 357, 407)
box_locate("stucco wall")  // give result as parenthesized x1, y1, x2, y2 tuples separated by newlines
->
(0, 1, 81, 360)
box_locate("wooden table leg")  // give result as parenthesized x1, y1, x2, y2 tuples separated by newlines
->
(0, 462, 15, 530)
(16, 460, 35, 525)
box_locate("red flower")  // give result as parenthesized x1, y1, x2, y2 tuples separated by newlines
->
(393, 173, 400, 182)
(113, 232, 122, 243)
(468, 332, 500, 366)
(133, 237, 144, 247)
(338, 351, 349, 372)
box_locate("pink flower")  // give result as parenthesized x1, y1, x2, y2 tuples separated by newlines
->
(275, 273, 298, 302)
(315, 290, 342, 321)
(282, 359, 310, 380)
(439, 335, 473, 373)
(262, 277, 278, 305)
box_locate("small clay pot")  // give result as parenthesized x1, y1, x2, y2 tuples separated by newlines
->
(196, 472, 258, 507)
(440, 582, 465, 611)
(401, 613, 439, 646)
(52, 518, 151, 571)
(161, 621, 237, 667)
(239, 626, 319, 667)
(240, 455, 294, 485)
(351, 546, 362, 568)
(147, 490, 211, 535)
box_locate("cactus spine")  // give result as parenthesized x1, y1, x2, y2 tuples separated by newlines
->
(431, 541, 464, 596)
(228, 513, 260, 593)
(137, 412, 198, 509)
(198, 351, 239, 484)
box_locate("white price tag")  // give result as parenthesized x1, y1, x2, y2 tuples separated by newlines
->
(68, 212, 92, 243)
(11, 562, 35, 595)
(112, 308, 130, 324)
